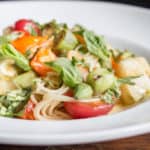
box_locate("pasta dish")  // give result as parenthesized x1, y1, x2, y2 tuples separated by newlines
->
(0, 19, 150, 120)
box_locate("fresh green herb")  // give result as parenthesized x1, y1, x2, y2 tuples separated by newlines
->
(72, 24, 85, 35)
(118, 76, 140, 85)
(83, 30, 111, 68)
(101, 79, 121, 104)
(71, 56, 84, 66)
(0, 88, 31, 117)
(46, 57, 82, 88)
(110, 49, 134, 62)
(0, 44, 31, 71)
(71, 56, 79, 65)
(78, 45, 88, 54)
(73, 25, 111, 68)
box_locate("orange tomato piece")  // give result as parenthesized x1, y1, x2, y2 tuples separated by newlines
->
(111, 58, 118, 71)
(12, 35, 47, 54)
(31, 48, 56, 76)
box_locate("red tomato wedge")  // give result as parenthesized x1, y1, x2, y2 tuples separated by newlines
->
(14, 19, 40, 35)
(22, 100, 35, 120)
(64, 101, 113, 119)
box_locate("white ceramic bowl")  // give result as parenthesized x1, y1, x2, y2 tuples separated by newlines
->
(0, 1, 150, 145)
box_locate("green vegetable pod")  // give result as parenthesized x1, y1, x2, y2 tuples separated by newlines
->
(56, 30, 78, 52)
(74, 83, 93, 99)
(13, 71, 36, 88)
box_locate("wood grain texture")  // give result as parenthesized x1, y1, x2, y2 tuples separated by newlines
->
(0, 134, 150, 150)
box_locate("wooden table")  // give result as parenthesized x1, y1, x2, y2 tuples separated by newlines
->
(0, 134, 150, 150)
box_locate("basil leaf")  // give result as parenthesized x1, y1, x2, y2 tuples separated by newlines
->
(0, 88, 31, 117)
(0, 44, 31, 71)
(46, 57, 82, 88)
(83, 30, 111, 68)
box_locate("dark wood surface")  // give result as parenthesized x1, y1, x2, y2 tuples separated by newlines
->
(0, 134, 150, 150)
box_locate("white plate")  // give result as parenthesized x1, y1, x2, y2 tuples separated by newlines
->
(0, 1, 150, 146)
